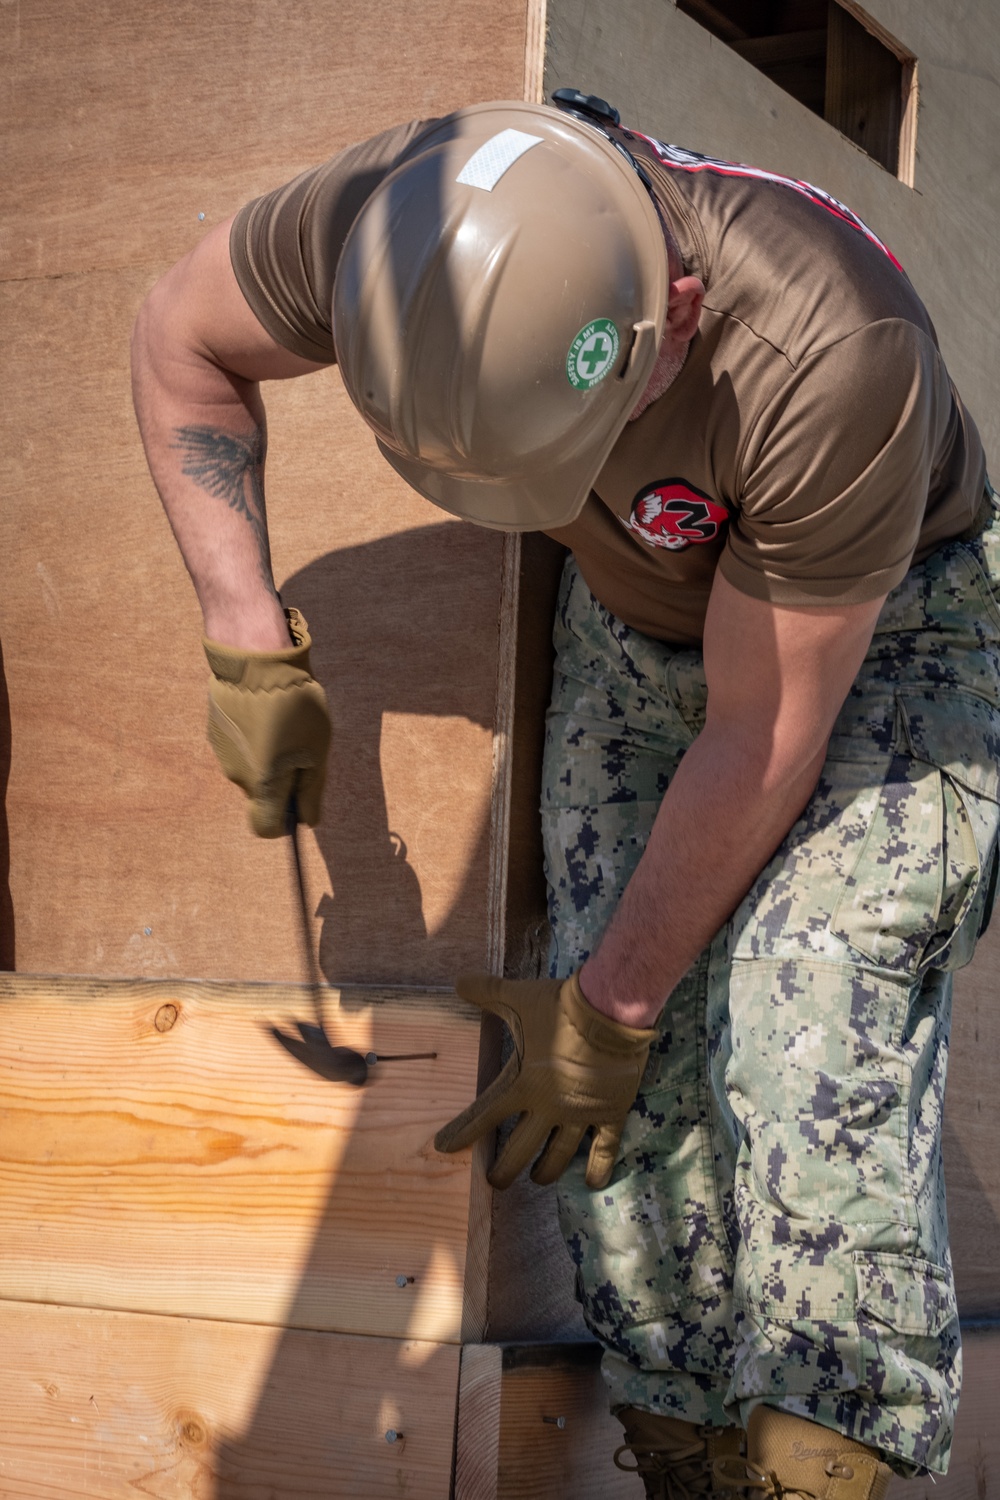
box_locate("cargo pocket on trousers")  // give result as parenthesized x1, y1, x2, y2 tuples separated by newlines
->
(832, 690, 1000, 976)
(854, 1251, 957, 1336)
(561, 1084, 734, 1341)
(854, 1250, 959, 1396)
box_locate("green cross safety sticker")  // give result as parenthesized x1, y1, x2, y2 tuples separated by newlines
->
(566, 319, 620, 390)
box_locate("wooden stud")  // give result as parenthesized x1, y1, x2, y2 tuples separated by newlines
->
(730, 30, 827, 66)
(524, 0, 549, 105)
(674, 0, 749, 46)
(495, 1344, 640, 1498)
(896, 58, 919, 189)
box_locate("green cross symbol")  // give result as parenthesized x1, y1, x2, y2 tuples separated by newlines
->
(580, 336, 609, 374)
(566, 318, 618, 389)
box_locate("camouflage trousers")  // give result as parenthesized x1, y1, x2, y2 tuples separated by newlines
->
(542, 502, 1000, 1475)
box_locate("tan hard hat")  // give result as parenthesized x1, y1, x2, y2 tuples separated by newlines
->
(332, 100, 668, 531)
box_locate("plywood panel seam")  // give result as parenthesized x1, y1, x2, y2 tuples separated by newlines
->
(0, 1290, 467, 1344)
(0, 971, 461, 1007)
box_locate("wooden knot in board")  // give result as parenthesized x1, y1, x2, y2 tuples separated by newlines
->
(154, 1003, 179, 1033)
(178, 1412, 207, 1446)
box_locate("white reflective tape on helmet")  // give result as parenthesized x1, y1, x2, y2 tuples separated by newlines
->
(455, 129, 543, 192)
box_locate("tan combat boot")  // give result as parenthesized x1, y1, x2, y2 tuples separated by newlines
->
(722, 1407, 892, 1500)
(614, 1408, 747, 1500)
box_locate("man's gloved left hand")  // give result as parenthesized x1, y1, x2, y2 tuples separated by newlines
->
(434, 971, 658, 1190)
(203, 606, 331, 838)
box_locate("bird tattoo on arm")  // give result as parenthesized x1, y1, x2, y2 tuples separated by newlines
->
(172, 424, 276, 590)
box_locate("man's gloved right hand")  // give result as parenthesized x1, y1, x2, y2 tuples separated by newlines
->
(203, 606, 331, 838)
(434, 971, 658, 1190)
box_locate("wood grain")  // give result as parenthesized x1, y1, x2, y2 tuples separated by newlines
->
(1, 0, 529, 281)
(496, 1344, 641, 1499)
(0, 1298, 460, 1499)
(826, 0, 903, 175)
(0, 269, 504, 985)
(524, 0, 549, 104)
(0, 974, 483, 1341)
(456, 1344, 504, 1500)
(0, 0, 534, 988)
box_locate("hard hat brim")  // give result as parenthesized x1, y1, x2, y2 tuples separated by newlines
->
(377, 418, 618, 533)
(375, 313, 663, 532)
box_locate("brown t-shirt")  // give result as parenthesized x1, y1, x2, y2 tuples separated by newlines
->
(231, 116, 986, 644)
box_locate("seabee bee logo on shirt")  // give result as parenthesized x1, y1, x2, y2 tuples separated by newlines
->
(625, 478, 730, 551)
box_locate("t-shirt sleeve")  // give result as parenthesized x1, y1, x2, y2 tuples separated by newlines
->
(229, 118, 439, 363)
(719, 319, 956, 605)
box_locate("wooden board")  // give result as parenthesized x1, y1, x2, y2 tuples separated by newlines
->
(0, 974, 484, 1342)
(456, 1332, 1000, 1500)
(0, 1298, 460, 1499)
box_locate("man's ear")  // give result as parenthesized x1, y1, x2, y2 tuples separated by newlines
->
(664, 275, 706, 346)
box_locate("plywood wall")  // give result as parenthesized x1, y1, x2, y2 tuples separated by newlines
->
(0, 0, 531, 987)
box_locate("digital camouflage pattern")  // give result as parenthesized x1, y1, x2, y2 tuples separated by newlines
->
(542, 500, 1000, 1475)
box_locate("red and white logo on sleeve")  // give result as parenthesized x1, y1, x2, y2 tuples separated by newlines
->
(623, 479, 730, 551)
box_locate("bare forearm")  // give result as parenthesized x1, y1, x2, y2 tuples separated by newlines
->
(130, 218, 330, 650)
(131, 294, 290, 649)
(580, 725, 826, 1027)
(577, 572, 888, 1029)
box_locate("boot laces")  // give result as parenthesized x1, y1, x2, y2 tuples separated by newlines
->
(711, 1458, 853, 1499)
(615, 1435, 744, 1500)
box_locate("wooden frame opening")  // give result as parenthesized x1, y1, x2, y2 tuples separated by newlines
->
(675, 0, 918, 183)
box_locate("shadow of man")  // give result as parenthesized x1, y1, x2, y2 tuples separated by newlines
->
(282, 518, 505, 989)
(204, 519, 509, 1493)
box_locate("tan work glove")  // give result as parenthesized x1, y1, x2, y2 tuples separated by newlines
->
(434, 971, 658, 1190)
(203, 606, 331, 838)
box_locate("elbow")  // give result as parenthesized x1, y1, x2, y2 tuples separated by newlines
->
(130, 281, 163, 397)
(130, 271, 186, 412)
